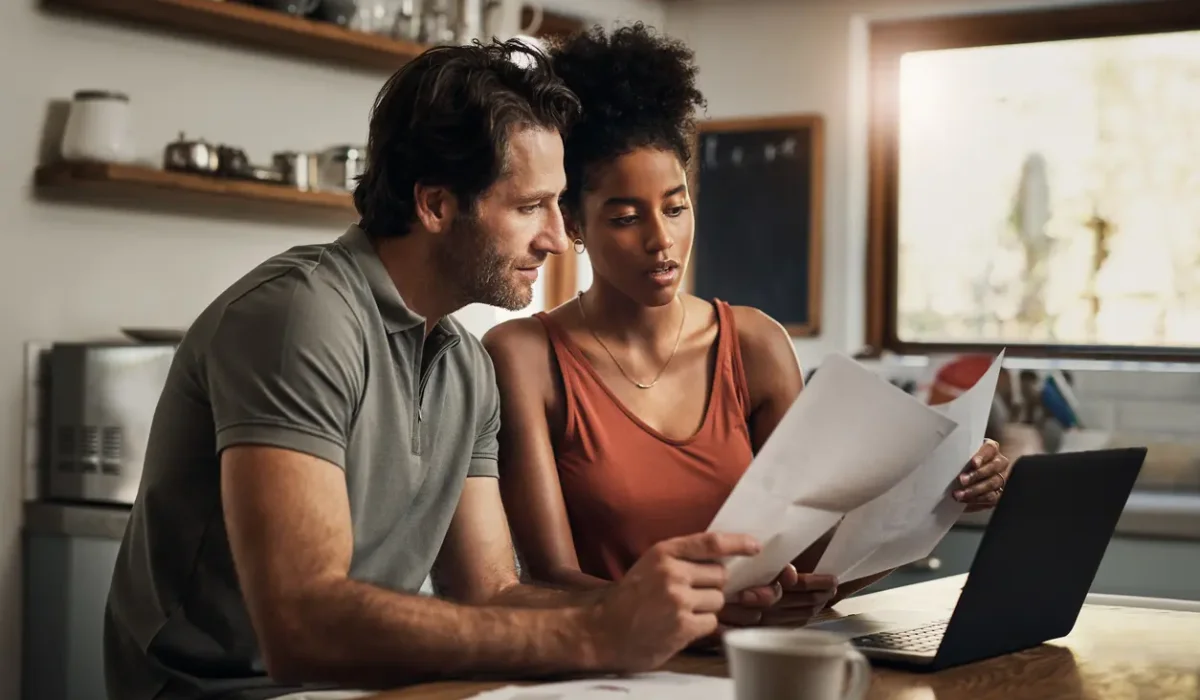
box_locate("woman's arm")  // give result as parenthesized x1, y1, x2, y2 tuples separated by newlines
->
(482, 319, 610, 592)
(732, 307, 806, 453)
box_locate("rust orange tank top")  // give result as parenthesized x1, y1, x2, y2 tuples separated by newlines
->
(534, 300, 755, 582)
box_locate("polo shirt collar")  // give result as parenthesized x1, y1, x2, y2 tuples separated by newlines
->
(337, 224, 430, 334)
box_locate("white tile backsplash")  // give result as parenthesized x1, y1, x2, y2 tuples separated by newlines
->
(1118, 401, 1200, 435)
(1076, 401, 1119, 431)
(1071, 370, 1200, 402)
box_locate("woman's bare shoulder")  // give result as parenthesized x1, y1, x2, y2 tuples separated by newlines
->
(481, 316, 553, 371)
(728, 305, 793, 357)
(483, 315, 566, 428)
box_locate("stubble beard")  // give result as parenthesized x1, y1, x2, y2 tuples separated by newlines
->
(436, 214, 534, 312)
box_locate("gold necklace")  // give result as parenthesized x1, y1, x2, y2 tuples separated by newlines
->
(576, 291, 687, 390)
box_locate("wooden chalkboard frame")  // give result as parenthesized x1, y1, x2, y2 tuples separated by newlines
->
(685, 114, 824, 337)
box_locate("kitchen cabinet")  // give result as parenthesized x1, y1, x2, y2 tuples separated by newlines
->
(1088, 534, 1200, 600)
(853, 525, 1200, 601)
(20, 503, 434, 700)
(23, 532, 120, 700)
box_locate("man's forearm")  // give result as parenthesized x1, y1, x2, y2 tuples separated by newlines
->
(267, 577, 605, 688)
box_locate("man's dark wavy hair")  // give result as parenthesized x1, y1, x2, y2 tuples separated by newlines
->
(354, 39, 581, 238)
(548, 23, 706, 218)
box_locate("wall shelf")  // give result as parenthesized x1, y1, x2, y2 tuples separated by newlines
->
(34, 161, 356, 221)
(42, 0, 431, 71)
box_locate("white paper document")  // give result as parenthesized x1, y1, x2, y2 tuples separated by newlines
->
(816, 351, 1006, 582)
(465, 672, 733, 700)
(706, 354, 959, 593)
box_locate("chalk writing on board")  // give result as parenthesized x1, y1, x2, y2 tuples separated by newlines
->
(702, 134, 800, 170)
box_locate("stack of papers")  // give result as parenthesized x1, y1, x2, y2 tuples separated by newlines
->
(706, 351, 1005, 592)
(465, 672, 732, 699)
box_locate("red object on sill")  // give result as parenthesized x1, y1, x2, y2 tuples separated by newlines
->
(928, 354, 995, 406)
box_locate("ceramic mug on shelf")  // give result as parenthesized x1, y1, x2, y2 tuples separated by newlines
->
(481, 0, 542, 43)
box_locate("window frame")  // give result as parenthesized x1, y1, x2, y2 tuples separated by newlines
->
(864, 0, 1200, 362)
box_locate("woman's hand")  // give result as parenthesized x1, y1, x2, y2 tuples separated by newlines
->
(953, 438, 1012, 512)
(716, 565, 797, 628)
(758, 573, 838, 627)
(687, 570, 834, 651)
(718, 569, 840, 630)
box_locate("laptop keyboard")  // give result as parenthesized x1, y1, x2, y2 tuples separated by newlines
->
(851, 619, 949, 653)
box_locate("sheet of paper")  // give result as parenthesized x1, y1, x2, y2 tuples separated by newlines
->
(839, 491, 965, 581)
(707, 353, 959, 593)
(816, 351, 1005, 581)
(465, 672, 733, 700)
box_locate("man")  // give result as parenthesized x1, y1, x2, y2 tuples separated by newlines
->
(104, 39, 771, 700)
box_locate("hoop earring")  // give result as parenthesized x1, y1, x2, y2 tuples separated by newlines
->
(573, 238, 585, 254)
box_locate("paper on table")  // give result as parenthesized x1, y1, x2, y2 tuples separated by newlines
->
(464, 672, 733, 700)
(707, 353, 959, 593)
(817, 351, 1006, 581)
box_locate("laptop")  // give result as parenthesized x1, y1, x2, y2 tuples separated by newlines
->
(810, 446, 1147, 672)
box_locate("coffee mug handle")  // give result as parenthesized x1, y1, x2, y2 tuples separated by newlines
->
(520, 2, 544, 36)
(840, 648, 872, 700)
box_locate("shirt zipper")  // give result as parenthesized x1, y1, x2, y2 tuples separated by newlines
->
(411, 333, 460, 455)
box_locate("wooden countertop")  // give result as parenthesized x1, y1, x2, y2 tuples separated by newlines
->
(364, 574, 1200, 700)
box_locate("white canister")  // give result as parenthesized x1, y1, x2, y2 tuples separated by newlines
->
(60, 90, 134, 163)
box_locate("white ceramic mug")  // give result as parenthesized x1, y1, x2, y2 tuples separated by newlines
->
(724, 628, 871, 700)
(482, 0, 542, 42)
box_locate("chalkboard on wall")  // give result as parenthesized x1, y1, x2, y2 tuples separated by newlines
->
(688, 115, 823, 336)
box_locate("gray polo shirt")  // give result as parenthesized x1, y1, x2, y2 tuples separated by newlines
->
(104, 225, 500, 700)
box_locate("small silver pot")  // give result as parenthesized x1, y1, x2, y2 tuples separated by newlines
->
(163, 132, 218, 174)
(315, 145, 367, 193)
(272, 151, 318, 191)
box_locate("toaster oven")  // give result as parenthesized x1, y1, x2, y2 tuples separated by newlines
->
(46, 342, 177, 506)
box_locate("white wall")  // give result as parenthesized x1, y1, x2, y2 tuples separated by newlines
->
(664, 0, 1137, 372)
(0, 0, 663, 695)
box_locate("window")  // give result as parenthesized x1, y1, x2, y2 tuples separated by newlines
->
(866, 0, 1200, 361)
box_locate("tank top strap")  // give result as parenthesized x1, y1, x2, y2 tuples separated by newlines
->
(712, 299, 753, 419)
(533, 311, 585, 443)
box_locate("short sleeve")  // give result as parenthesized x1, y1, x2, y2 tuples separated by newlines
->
(207, 272, 364, 469)
(468, 351, 500, 479)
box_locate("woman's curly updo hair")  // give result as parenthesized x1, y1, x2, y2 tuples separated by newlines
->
(548, 22, 706, 218)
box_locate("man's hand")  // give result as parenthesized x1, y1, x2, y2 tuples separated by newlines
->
(586, 532, 761, 671)
(759, 573, 838, 627)
(953, 438, 1012, 512)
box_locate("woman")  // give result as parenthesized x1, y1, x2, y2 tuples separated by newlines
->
(482, 24, 1010, 626)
